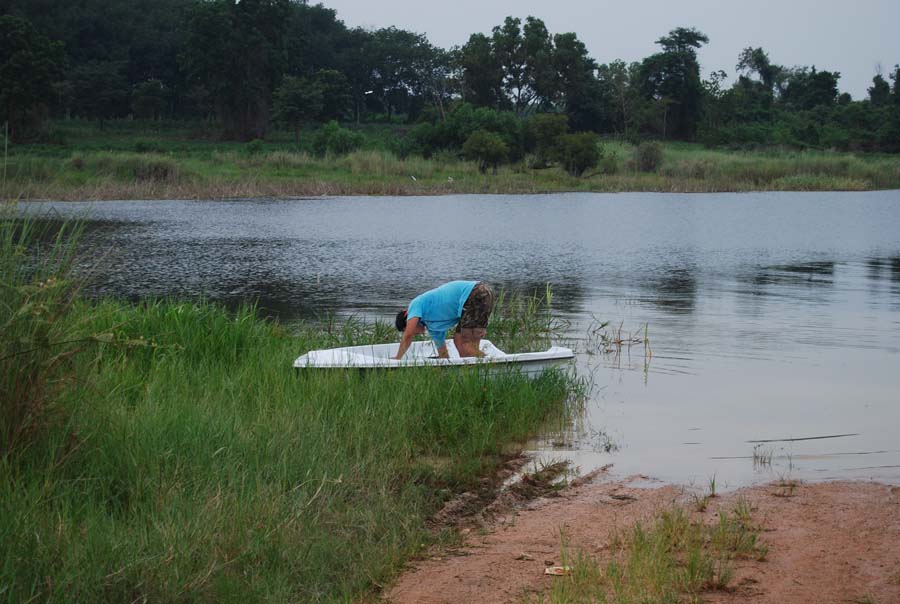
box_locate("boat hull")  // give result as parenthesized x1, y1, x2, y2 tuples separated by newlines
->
(293, 339, 574, 378)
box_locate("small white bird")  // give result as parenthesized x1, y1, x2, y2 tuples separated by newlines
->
(447, 176, 454, 183)
(410, 175, 417, 181)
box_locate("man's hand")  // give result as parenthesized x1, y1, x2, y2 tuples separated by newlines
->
(394, 316, 421, 360)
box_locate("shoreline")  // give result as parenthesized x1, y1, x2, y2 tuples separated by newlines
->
(7, 179, 900, 203)
(5, 139, 900, 201)
(387, 473, 900, 604)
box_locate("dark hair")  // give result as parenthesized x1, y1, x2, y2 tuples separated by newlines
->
(395, 309, 408, 332)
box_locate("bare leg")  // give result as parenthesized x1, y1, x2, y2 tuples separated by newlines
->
(455, 328, 485, 358)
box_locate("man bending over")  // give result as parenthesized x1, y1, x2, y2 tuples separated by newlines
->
(394, 280, 495, 360)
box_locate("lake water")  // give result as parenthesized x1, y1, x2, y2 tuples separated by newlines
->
(21, 192, 900, 490)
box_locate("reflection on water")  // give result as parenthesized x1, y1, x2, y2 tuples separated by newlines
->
(643, 266, 698, 314)
(18, 191, 900, 488)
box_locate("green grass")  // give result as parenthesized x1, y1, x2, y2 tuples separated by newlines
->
(0, 211, 579, 602)
(534, 502, 768, 604)
(3, 120, 900, 200)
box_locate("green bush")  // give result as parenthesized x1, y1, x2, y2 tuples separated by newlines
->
(527, 113, 569, 168)
(134, 140, 165, 154)
(312, 121, 366, 157)
(406, 103, 524, 160)
(462, 130, 509, 174)
(598, 153, 619, 175)
(555, 132, 600, 177)
(634, 141, 664, 172)
(245, 139, 265, 155)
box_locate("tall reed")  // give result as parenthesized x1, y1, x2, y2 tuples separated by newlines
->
(0, 207, 85, 456)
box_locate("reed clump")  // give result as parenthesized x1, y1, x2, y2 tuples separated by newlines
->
(72, 152, 184, 183)
(488, 284, 568, 353)
(537, 503, 768, 604)
(0, 209, 85, 455)
(0, 214, 578, 603)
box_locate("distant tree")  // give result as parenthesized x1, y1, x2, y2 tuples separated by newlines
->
(69, 60, 130, 125)
(419, 47, 455, 120)
(636, 27, 709, 139)
(700, 69, 730, 134)
(181, 0, 292, 140)
(490, 16, 557, 115)
(284, 2, 347, 77)
(890, 65, 900, 104)
(522, 17, 557, 110)
(340, 28, 376, 123)
(528, 113, 569, 167)
(273, 76, 324, 145)
(736, 47, 782, 93)
(779, 67, 840, 111)
(314, 69, 352, 122)
(491, 17, 532, 115)
(597, 60, 639, 136)
(551, 32, 605, 131)
(457, 33, 505, 109)
(4, 0, 193, 118)
(367, 27, 432, 119)
(131, 79, 169, 119)
(0, 15, 65, 141)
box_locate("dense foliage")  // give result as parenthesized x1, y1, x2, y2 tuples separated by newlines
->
(1, 1, 898, 155)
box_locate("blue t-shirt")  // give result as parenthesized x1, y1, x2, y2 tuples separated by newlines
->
(407, 280, 477, 348)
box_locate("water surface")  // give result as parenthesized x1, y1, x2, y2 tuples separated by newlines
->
(23, 191, 900, 489)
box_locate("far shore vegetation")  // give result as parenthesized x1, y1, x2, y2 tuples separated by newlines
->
(4, 120, 900, 201)
(3, 3, 900, 201)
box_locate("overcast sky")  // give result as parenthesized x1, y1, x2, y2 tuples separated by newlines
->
(320, 0, 900, 100)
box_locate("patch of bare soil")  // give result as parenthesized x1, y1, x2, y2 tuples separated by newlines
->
(386, 476, 900, 604)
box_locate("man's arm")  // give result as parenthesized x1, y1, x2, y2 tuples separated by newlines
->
(393, 316, 420, 360)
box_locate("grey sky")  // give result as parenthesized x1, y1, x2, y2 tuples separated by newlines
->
(321, 0, 900, 100)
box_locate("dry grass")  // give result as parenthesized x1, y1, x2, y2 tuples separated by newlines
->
(4, 143, 900, 201)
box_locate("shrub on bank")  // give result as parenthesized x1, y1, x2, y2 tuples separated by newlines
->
(407, 103, 524, 161)
(64, 152, 182, 183)
(312, 121, 366, 157)
(633, 141, 664, 172)
(555, 132, 601, 177)
(528, 113, 569, 168)
(462, 130, 509, 174)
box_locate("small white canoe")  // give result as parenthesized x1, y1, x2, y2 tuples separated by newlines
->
(293, 339, 574, 377)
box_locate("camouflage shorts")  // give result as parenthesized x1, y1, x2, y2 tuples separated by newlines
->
(459, 282, 495, 330)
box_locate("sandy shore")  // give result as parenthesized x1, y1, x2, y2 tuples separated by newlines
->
(386, 473, 900, 604)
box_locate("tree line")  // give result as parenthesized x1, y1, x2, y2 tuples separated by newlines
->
(2, 0, 899, 153)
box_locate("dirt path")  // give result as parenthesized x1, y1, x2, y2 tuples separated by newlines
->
(386, 477, 900, 604)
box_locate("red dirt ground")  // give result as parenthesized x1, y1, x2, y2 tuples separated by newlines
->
(386, 476, 900, 604)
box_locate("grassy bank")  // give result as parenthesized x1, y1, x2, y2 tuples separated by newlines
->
(1, 213, 578, 602)
(3, 121, 900, 200)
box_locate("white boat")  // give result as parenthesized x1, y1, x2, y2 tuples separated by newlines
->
(293, 339, 574, 378)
